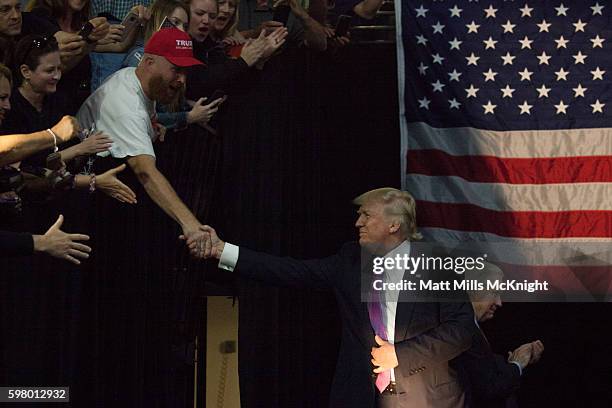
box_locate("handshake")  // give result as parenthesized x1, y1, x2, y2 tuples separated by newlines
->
(179, 225, 225, 259)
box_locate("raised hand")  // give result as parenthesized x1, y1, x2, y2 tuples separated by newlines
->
(186, 97, 223, 125)
(32, 215, 91, 265)
(51, 116, 81, 143)
(95, 164, 137, 204)
(77, 132, 113, 156)
(87, 17, 111, 44)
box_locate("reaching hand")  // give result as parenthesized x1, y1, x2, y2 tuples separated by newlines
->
(95, 164, 137, 204)
(186, 97, 223, 125)
(97, 24, 124, 45)
(179, 225, 225, 259)
(87, 17, 110, 43)
(54, 31, 86, 60)
(260, 26, 289, 60)
(371, 335, 398, 373)
(51, 116, 81, 143)
(77, 132, 113, 156)
(33, 215, 91, 265)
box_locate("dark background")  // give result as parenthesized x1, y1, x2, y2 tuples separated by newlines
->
(1, 43, 611, 407)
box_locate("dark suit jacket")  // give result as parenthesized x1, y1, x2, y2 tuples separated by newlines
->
(235, 242, 473, 408)
(454, 321, 520, 408)
(0, 231, 33, 257)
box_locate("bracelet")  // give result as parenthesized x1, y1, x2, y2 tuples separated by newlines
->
(88, 174, 96, 193)
(46, 128, 58, 152)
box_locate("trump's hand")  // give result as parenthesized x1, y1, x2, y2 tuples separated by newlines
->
(371, 335, 398, 373)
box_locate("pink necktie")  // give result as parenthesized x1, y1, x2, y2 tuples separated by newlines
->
(368, 297, 391, 393)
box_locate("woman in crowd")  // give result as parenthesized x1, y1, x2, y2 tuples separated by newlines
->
(27, 0, 109, 113)
(123, 0, 221, 131)
(185, 0, 287, 99)
(0, 36, 135, 204)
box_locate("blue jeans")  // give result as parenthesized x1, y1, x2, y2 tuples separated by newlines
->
(90, 51, 127, 91)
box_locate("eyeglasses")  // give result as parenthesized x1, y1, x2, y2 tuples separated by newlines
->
(21, 36, 58, 66)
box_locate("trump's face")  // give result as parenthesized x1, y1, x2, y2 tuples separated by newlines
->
(355, 200, 395, 250)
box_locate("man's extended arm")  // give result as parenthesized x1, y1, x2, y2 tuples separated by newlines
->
(127, 154, 204, 242)
(0, 116, 78, 167)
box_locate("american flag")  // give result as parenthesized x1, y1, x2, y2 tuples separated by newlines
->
(395, 1, 612, 299)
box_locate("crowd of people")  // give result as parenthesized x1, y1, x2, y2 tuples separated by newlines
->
(0, 0, 377, 261)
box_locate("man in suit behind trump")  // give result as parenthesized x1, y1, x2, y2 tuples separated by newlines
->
(186, 187, 473, 407)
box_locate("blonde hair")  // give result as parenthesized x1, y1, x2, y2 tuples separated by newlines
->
(353, 188, 423, 241)
(144, 0, 190, 43)
(215, 0, 240, 40)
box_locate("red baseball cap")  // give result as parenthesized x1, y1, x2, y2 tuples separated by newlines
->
(144, 27, 203, 67)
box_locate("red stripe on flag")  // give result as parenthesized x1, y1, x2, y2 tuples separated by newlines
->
(416, 200, 612, 238)
(407, 150, 612, 184)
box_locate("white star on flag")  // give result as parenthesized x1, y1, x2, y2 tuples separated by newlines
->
(519, 68, 533, 81)
(466, 21, 480, 33)
(431, 80, 446, 92)
(501, 52, 516, 65)
(466, 53, 480, 66)
(484, 5, 498, 18)
(555, 3, 569, 16)
(418, 97, 430, 109)
(449, 5, 462, 17)
(537, 20, 552, 32)
(518, 101, 533, 115)
(501, 85, 515, 98)
(432, 53, 445, 64)
(483, 68, 498, 82)
(415, 4, 428, 17)
(555, 36, 569, 49)
(448, 69, 462, 81)
(573, 51, 587, 65)
(554, 100, 569, 114)
(591, 67, 605, 80)
(465, 85, 479, 98)
(449, 38, 462, 50)
(519, 36, 533, 49)
(573, 19, 587, 32)
(572, 84, 587, 98)
(501, 20, 516, 33)
(591, 99, 605, 113)
(591, 2, 604, 15)
(417, 63, 428, 75)
(536, 84, 551, 98)
(555, 68, 569, 81)
(483, 100, 497, 114)
(537, 51, 552, 65)
(448, 98, 461, 109)
(591, 35, 604, 48)
(432, 21, 445, 34)
(483, 37, 498, 49)
(520, 4, 533, 17)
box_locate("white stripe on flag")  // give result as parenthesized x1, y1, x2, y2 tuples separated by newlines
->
(406, 174, 612, 211)
(406, 122, 612, 158)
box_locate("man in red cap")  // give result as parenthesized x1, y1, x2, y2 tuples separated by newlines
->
(77, 27, 210, 253)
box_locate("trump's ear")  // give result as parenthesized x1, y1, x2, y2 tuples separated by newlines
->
(389, 222, 400, 234)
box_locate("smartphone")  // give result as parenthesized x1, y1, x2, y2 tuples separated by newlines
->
(272, 5, 291, 25)
(78, 21, 94, 39)
(208, 89, 227, 104)
(335, 14, 352, 37)
(121, 12, 140, 41)
(46, 152, 63, 171)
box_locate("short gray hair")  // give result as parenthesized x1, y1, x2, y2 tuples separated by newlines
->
(353, 187, 423, 241)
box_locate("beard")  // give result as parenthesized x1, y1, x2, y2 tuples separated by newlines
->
(148, 74, 175, 104)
